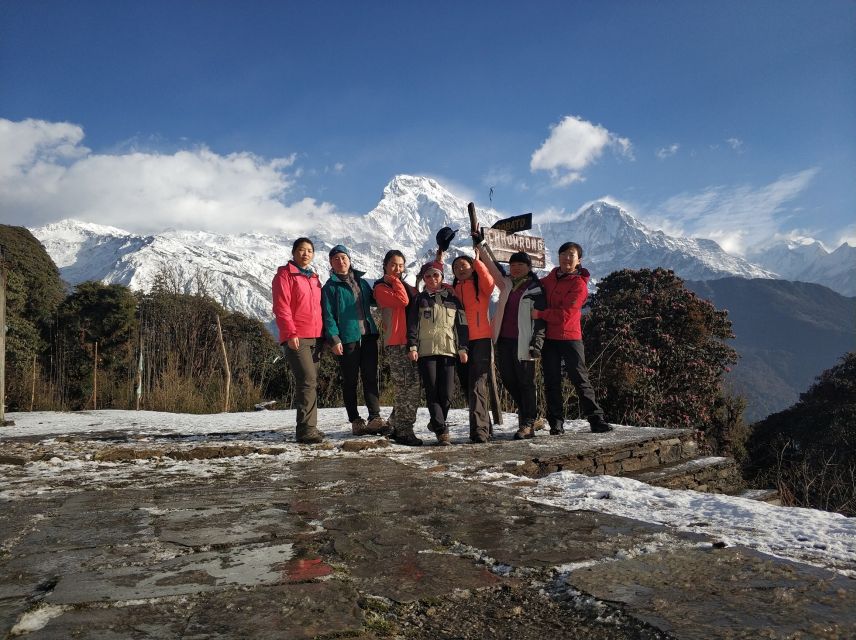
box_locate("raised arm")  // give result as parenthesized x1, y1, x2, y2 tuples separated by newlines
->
(475, 244, 508, 291)
(373, 276, 409, 309)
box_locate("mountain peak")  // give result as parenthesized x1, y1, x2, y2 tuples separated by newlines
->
(37, 218, 137, 238)
(383, 174, 443, 198)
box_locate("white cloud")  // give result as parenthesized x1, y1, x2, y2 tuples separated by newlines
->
(0, 118, 89, 181)
(530, 115, 633, 187)
(836, 224, 856, 248)
(726, 137, 744, 153)
(656, 143, 680, 160)
(0, 117, 341, 235)
(650, 168, 820, 255)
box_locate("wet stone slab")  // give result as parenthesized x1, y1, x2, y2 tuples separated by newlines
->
(46, 542, 297, 604)
(26, 583, 364, 640)
(300, 457, 703, 571)
(569, 546, 856, 639)
(1, 451, 854, 639)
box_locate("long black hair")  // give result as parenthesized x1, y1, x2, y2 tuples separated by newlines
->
(451, 255, 482, 301)
(382, 249, 406, 274)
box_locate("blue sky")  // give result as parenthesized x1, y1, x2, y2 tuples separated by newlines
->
(1, 0, 854, 253)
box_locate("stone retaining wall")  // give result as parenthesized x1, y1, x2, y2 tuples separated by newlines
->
(640, 458, 746, 494)
(517, 431, 699, 478)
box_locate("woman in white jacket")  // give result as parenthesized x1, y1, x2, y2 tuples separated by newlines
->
(478, 245, 547, 439)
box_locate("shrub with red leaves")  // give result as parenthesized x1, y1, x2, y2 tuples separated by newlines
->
(583, 268, 738, 433)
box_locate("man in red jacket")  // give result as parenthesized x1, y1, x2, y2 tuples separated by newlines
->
(534, 242, 613, 434)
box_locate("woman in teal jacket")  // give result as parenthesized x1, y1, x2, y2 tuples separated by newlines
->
(322, 244, 387, 436)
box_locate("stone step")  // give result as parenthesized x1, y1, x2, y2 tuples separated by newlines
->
(628, 456, 745, 494)
(516, 429, 700, 478)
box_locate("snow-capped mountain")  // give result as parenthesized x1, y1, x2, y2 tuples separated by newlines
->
(32, 175, 792, 325)
(747, 238, 856, 297)
(30, 176, 502, 324)
(536, 201, 775, 281)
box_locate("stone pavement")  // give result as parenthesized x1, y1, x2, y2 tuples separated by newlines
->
(2, 440, 855, 640)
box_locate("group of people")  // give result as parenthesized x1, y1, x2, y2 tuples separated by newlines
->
(271, 231, 613, 445)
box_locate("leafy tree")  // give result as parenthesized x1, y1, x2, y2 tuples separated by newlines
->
(56, 281, 139, 408)
(746, 352, 856, 515)
(0, 226, 66, 409)
(0, 226, 65, 330)
(583, 268, 739, 436)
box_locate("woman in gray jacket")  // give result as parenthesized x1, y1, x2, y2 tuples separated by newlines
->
(479, 246, 546, 439)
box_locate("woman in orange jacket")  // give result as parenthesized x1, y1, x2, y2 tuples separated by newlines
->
(449, 250, 496, 443)
(373, 250, 423, 446)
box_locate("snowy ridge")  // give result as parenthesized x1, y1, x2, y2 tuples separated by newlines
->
(30, 175, 839, 325)
(747, 238, 856, 296)
(537, 201, 775, 281)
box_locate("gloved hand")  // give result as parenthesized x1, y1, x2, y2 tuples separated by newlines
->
(436, 227, 457, 252)
(471, 229, 484, 246)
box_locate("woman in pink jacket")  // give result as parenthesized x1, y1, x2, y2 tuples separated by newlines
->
(272, 237, 325, 444)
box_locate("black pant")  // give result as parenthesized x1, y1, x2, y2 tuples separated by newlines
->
(495, 338, 538, 427)
(456, 338, 492, 438)
(419, 355, 456, 431)
(337, 334, 381, 422)
(542, 338, 603, 429)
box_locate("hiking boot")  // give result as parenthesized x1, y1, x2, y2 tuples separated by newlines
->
(366, 416, 392, 436)
(549, 421, 565, 435)
(351, 417, 371, 436)
(589, 415, 614, 433)
(533, 417, 547, 431)
(514, 424, 535, 440)
(470, 433, 489, 444)
(392, 426, 423, 446)
(435, 431, 451, 446)
(296, 425, 325, 444)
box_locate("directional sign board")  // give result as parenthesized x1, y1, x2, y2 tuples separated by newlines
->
(491, 213, 532, 233)
(483, 227, 545, 268)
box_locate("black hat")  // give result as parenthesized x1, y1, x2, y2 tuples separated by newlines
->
(435, 227, 458, 251)
(508, 251, 532, 267)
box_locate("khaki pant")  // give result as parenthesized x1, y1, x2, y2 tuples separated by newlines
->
(284, 338, 320, 431)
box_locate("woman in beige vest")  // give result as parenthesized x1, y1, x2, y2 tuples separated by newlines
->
(406, 262, 469, 445)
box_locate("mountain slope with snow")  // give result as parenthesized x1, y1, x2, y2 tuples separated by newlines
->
(30, 175, 807, 325)
(747, 238, 856, 297)
(538, 201, 775, 281)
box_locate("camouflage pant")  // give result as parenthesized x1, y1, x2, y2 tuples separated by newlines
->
(386, 345, 422, 431)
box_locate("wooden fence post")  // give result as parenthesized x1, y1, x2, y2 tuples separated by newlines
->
(0, 263, 6, 425)
(92, 341, 98, 410)
(30, 353, 36, 412)
(215, 315, 231, 413)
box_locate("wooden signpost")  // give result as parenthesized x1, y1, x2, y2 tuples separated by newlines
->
(482, 228, 546, 268)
